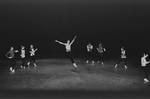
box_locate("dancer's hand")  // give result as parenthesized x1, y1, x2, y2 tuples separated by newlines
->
(55, 40, 58, 42)
(35, 49, 38, 51)
(15, 50, 18, 53)
(74, 36, 77, 39)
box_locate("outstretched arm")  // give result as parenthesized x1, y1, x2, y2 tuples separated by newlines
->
(35, 48, 38, 52)
(32, 48, 38, 53)
(14, 50, 18, 53)
(70, 36, 77, 45)
(55, 40, 66, 45)
(104, 48, 106, 51)
(147, 61, 150, 64)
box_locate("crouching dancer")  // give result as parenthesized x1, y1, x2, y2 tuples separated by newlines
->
(55, 36, 77, 68)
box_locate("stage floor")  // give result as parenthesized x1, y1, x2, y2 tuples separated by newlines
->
(0, 58, 149, 91)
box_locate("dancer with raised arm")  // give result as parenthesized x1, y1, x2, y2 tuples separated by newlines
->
(141, 53, 150, 83)
(55, 36, 77, 68)
(5, 47, 18, 73)
(86, 42, 94, 64)
(27, 44, 38, 67)
(96, 42, 106, 65)
(20, 45, 26, 69)
(115, 47, 127, 69)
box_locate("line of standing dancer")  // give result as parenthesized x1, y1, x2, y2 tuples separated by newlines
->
(5, 36, 150, 83)
(86, 42, 106, 65)
(5, 44, 38, 73)
(86, 42, 127, 69)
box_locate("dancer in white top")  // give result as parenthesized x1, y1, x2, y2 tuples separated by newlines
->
(20, 45, 26, 69)
(141, 53, 150, 83)
(96, 42, 106, 65)
(55, 36, 77, 68)
(115, 47, 127, 69)
(27, 44, 38, 67)
(5, 47, 18, 73)
(86, 42, 94, 64)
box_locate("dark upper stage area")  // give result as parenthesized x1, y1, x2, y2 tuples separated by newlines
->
(0, 0, 150, 59)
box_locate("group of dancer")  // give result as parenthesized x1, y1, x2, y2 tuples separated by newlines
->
(5, 44, 38, 73)
(86, 43, 127, 69)
(55, 36, 107, 67)
(55, 36, 150, 83)
(5, 36, 150, 83)
(86, 42, 106, 65)
(87, 43, 128, 71)
(56, 36, 126, 69)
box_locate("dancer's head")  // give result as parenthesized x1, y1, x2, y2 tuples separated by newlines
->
(99, 42, 102, 47)
(143, 53, 148, 57)
(10, 47, 14, 51)
(30, 44, 33, 48)
(21, 45, 25, 49)
(121, 47, 124, 50)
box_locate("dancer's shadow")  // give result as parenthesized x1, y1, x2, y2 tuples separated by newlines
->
(70, 68, 79, 73)
(85, 66, 92, 71)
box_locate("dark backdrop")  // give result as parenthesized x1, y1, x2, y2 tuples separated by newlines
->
(0, 0, 150, 59)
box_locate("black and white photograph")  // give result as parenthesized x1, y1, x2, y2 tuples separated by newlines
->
(0, 0, 150, 99)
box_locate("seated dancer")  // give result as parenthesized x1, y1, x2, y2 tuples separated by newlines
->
(115, 47, 127, 69)
(5, 47, 18, 73)
(20, 45, 26, 69)
(96, 42, 106, 65)
(27, 44, 38, 67)
(55, 36, 77, 68)
(86, 42, 94, 64)
(141, 53, 150, 83)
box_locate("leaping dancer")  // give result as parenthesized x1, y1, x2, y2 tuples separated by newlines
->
(5, 47, 18, 73)
(55, 36, 77, 68)
(27, 44, 38, 67)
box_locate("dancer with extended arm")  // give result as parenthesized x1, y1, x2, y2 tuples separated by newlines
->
(55, 36, 77, 68)
(141, 53, 150, 83)
(5, 47, 18, 73)
(115, 47, 127, 69)
(27, 44, 38, 67)
(96, 42, 106, 65)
